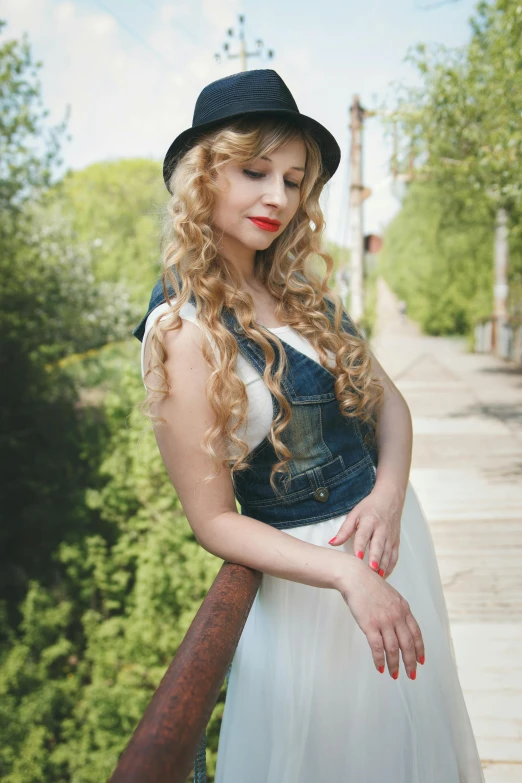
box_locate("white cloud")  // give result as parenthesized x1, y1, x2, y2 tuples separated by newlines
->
(55, 1, 75, 24)
(1, 0, 244, 173)
(201, 0, 242, 30)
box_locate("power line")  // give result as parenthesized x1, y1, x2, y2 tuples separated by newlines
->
(415, 0, 463, 9)
(336, 121, 352, 250)
(135, 0, 197, 43)
(89, 0, 181, 71)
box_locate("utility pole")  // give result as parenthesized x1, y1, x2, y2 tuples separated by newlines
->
(492, 206, 510, 353)
(391, 118, 399, 179)
(344, 103, 414, 322)
(214, 15, 274, 72)
(348, 96, 372, 323)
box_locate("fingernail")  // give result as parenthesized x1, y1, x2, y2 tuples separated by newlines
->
(409, 670, 417, 680)
(328, 536, 337, 545)
(378, 568, 384, 577)
(419, 655, 425, 665)
(370, 560, 379, 570)
(378, 665, 385, 674)
(357, 551, 364, 559)
(392, 670, 399, 680)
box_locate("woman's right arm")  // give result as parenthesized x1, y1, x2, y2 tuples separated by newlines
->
(143, 319, 425, 680)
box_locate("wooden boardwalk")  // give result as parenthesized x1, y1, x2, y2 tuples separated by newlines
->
(372, 280, 522, 783)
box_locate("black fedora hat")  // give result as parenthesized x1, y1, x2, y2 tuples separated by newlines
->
(162, 69, 341, 192)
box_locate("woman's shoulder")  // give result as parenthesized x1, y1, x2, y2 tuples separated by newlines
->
(143, 298, 200, 338)
(141, 299, 205, 383)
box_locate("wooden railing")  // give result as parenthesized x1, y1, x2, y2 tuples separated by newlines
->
(108, 561, 262, 783)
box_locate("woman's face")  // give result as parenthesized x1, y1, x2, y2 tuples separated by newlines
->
(211, 138, 307, 260)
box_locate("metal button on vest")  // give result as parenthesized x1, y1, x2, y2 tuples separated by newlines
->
(234, 323, 245, 334)
(313, 487, 329, 502)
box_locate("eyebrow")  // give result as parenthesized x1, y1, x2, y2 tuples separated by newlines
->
(260, 155, 305, 172)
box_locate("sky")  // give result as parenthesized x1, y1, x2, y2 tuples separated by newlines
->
(2, 0, 479, 245)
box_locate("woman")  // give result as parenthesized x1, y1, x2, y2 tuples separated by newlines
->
(134, 69, 484, 782)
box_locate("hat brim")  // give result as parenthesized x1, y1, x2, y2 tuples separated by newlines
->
(162, 108, 341, 192)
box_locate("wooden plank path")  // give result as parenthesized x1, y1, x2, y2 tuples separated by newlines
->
(371, 280, 522, 783)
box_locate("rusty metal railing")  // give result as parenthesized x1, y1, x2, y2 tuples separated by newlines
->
(108, 561, 262, 783)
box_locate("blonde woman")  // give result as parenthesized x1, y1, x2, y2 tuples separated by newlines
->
(134, 69, 484, 783)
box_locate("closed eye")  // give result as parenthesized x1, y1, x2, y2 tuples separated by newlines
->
(243, 169, 300, 189)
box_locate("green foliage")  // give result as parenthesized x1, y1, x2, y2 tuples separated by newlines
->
(55, 367, 221, 781)
(396, 0, 522, 210)
(49, 158, 166, 305)
(0, 19, 66, 216)
(0, 18, 138, 614)
(0, 583, 81, 783)
(380, 0, 522, 334)
(1, 19, 223, 782)
(0, 19, 107, 611)
(380, 181, 495, 334)
(2, 352, 224, 781)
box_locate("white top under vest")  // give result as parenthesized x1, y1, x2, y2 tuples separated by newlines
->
(141, 300, 336, 455)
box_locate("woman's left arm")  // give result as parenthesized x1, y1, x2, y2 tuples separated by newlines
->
(328, 350, 413, 579)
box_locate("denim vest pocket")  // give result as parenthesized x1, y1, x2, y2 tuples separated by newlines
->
(244, 452, 367, 507)
(239, 452, 376, 528)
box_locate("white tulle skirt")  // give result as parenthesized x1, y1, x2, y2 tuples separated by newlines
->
(215, 480, 485, 783)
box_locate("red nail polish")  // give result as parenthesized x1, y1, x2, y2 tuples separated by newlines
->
(419, 655, 425, 665)
(392, 670, 399, 680)
(409, 670, 417, 680)
(328, 536, 337, 545)
(378, 568, 384, 577)
(357, 551, 364, 559)
(370, 560, 379, 570)
(378, 665, 385, 674)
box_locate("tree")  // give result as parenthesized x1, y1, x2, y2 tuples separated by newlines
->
(0, 20, 223, 781)
(393, 1, 521, 210)
(0, 19, 143, 608)
(380, 0, 522, 333)
(0, 20, 65, 217)
(51, 159, 166, 305)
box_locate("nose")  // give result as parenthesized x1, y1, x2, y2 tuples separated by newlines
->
(261, 174, 288, 210)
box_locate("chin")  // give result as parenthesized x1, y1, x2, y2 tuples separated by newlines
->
(256, 239, 276, 250)
(241, 236, 276, 251)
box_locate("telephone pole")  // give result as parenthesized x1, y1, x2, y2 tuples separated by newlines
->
(348, 96, 372, 323)
(214, 15, 274, 72)
(492, 207, 510, 353)
(345, 102, 415, 323)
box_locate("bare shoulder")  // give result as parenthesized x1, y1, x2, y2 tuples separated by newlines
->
(143, 317, 237, 547)
(367, 347, 403, 397)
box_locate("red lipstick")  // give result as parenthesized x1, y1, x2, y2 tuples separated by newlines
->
(248, 217, 281, 232)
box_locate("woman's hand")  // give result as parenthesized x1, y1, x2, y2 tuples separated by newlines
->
(329, 484, 405, 578)
(336, 558, 425, 679)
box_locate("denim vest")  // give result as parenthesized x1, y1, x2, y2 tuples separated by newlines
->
(133, 272, 378, 782)
(133, 272, 378, 527)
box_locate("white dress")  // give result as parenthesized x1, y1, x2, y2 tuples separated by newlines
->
(141, 302, 485, 783)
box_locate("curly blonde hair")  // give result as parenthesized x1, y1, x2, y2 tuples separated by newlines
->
(141, 115, 383, 495)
